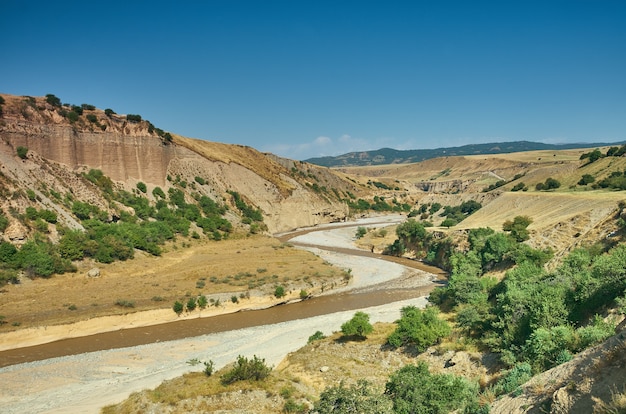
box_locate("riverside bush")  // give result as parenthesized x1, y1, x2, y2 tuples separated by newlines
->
(220, 355, 271, 385)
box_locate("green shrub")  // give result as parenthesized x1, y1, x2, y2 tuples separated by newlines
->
(186, 297, 197, 311)
(341, 311, 373, 339)
(308, 330, 326, 343)
(66, 111, 79, 123)
(491, 362, 532, 396)
(315, 380, 393, 413)
(16, 146, 28, 159)
(104, 108, 115, 117)
(355, 226, 367, 239)
(126, 114, 142, 123)
(203, 360, 215, 376)
(136, 182, 147, 193)
(173, 300, 184, 315)
(115, 299, 135, 308)
(220, 355, 272, 385)
(385, 362, 479, 414)
(387, 306, 451, 352)
(0, 213, 9, 232)
(274, 285, 286, 298)
(578, 174, 595, 186)
(45, 94, 61, 107)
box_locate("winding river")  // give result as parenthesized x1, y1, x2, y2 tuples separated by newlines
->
(0, 216, 446, 413)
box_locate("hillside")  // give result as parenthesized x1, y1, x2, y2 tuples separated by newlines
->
(305, 141, 625, 167)
(2, 93, 626, 413)
(0, 93, 365, 236)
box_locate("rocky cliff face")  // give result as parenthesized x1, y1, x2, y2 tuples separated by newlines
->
(0, 94, 354, 233)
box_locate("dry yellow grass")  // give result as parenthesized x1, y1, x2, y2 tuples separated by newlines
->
(0, 235, 345, 332)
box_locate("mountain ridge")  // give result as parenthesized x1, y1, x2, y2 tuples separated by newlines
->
(305, 140, 626, 167)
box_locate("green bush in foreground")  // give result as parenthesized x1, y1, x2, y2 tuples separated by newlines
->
(341, 311, 374, 339)
(220, 355, 272, 385)
(387, 306, 451, 352)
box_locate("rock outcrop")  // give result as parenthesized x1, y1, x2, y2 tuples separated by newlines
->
(0, 94, 357, 233)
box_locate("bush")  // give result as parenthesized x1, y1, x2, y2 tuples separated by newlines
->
(315, 380, 393, 413)
(502, 215, 533, 242)
(220, 355, 272, 385)
(491, 362, 532, 396)
(173, 300, 184, 315)
(126, 114, 142, 123)
(536, 177, 561, 191)
(578, 174, 595, 186)
(387, 306, 451, 352)
(308, 330, 326, 343)
(45, 94, 61, 107)
(355, 226, 367, 239)
(385, 362, 479, 414)
(136, 182, 147, 193)
(115, 299, 135, 308)
(274, 285, 286, 298)
(104, 108, 115, 117)
(16, 146, 28, 159)
(441, 218, 457, 228)
(341, 311, 374, 339)
(152, 186, 166, 199)
(0, 213, 9, 232)
(203, 360, 215, 376)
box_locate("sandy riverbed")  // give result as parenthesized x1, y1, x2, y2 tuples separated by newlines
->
(0, 215, 434, 414)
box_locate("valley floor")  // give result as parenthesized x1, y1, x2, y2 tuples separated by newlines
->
(0, 215, 436, 414)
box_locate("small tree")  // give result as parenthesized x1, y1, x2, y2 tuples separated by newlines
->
(45, 94, 61, 107)
(387, 306, 451, 352)
(341, 311, 374, 339)
(503, 215, 533, 242)
(220, 355, 272, 385)
(203, 360, 215, 376)
(186, 297, 197, 311)
(355, 226, 367, 239)
(16, 146, 28, 159)
(173, 300, 184, 315)
(578, 174, 595, 186)
(440, 218, 457, 228)
(136, 182, 147, 193)
(274, 285, 285, 298)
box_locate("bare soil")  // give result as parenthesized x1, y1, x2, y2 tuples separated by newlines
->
(0, 235, 346, 337)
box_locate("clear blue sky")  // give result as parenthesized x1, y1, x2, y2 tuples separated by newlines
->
(2, 1, 625, 160)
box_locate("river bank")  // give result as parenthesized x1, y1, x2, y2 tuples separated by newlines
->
(0, 215, 439, 413)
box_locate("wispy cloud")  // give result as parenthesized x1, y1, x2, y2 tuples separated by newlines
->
(263, 134, 388, 160)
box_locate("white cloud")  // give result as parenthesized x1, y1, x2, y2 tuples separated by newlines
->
(262, 134, 405, 160)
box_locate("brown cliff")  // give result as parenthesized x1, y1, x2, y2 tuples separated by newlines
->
(0, 94, 358, 233)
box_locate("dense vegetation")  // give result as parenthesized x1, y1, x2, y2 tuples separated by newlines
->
(310, 214, 624, 413)
(0, 169, 259, 284)
(429, 222, 622, 375)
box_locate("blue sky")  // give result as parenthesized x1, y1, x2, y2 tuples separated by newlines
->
(2, 1, 625, 160)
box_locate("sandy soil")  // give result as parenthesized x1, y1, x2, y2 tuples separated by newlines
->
(0, 215, 435, 414)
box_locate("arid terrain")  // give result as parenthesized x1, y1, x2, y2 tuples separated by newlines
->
(1, 93, 626, 413)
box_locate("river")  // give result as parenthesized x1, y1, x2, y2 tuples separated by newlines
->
(0, 215, 446, 413)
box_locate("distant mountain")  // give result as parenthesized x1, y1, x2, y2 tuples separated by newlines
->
(305, 140, 626, 167)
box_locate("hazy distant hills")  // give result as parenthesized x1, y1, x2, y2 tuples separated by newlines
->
(305, 140, 626, 167)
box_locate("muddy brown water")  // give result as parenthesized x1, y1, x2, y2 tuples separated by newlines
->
(0, 226, 446, 368)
